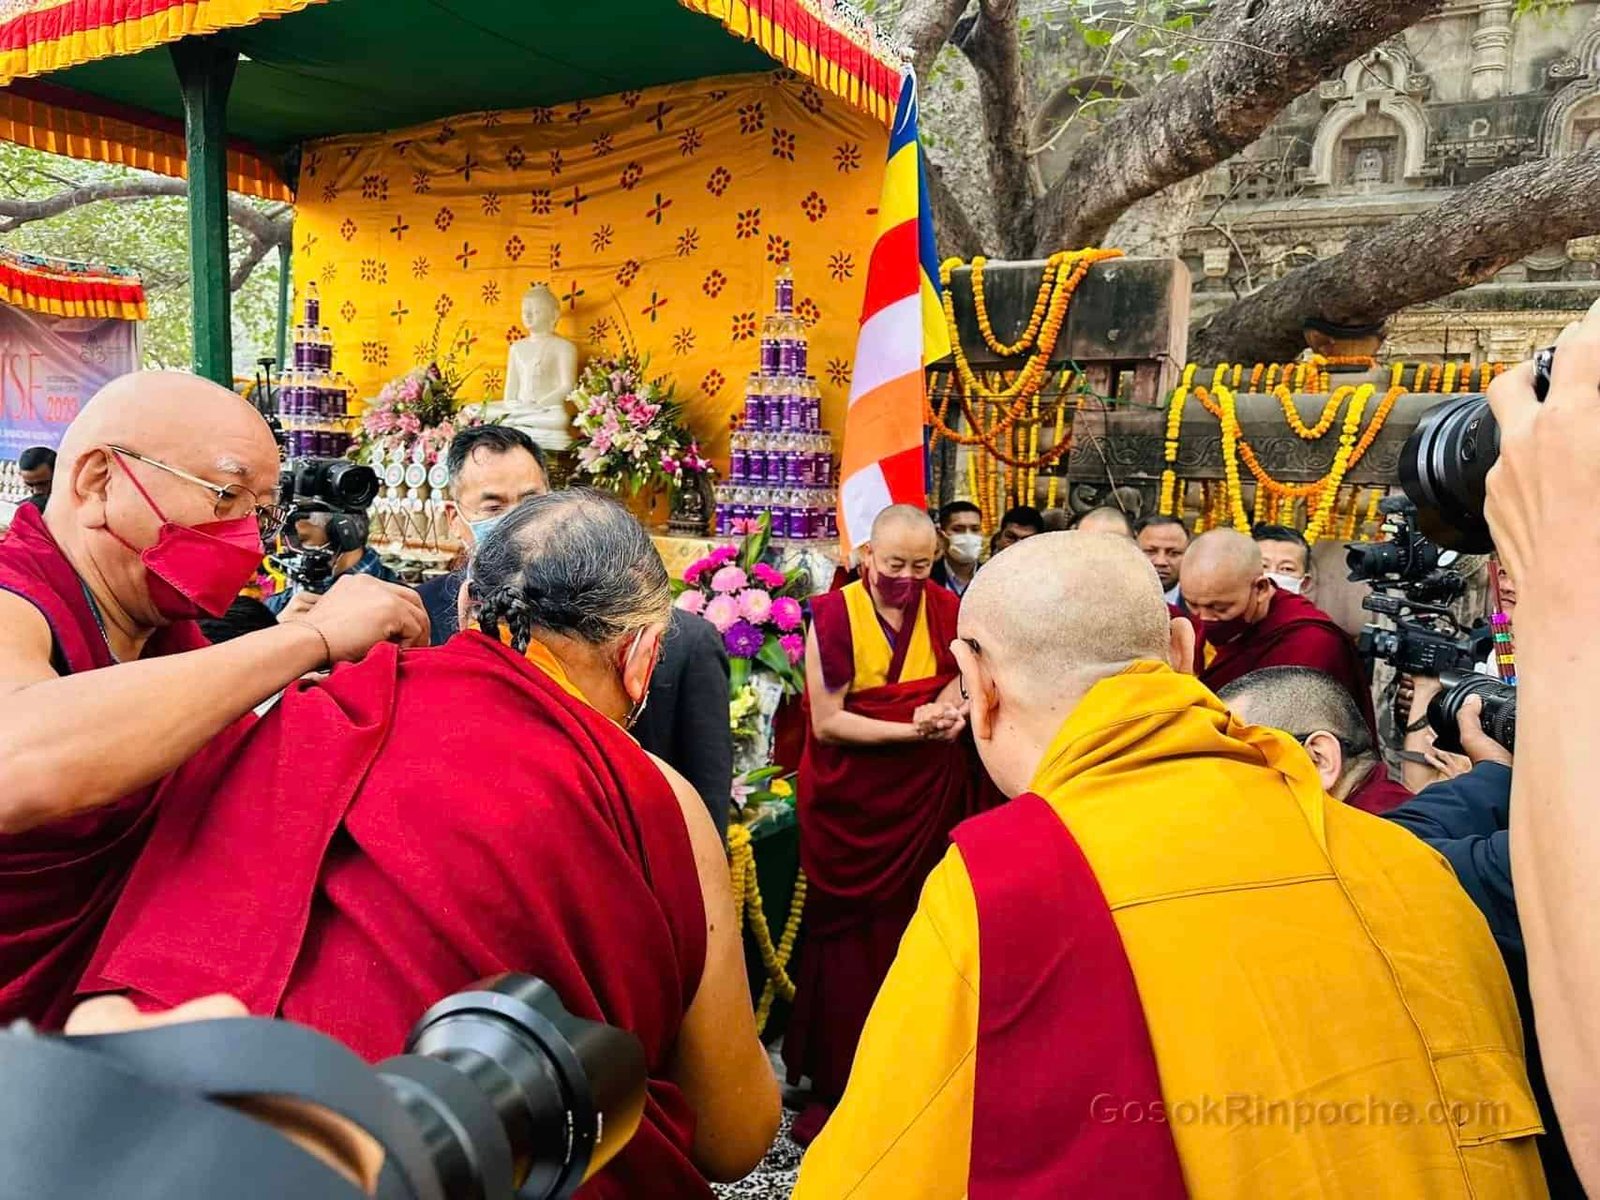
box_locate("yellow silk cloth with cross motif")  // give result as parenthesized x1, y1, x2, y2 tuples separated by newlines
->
(291, 70, 887, 467)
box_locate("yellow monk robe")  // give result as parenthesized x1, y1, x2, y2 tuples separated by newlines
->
(797, 662, 1547, 1199)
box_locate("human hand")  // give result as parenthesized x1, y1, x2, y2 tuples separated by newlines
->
(1457, 694, 1514, 768)
(65, 992, 247, 1034)
(1405, 674, 1443, 724)
(1423, 744, 1474, 781)
(287, 575, 430, 664)
(1488, 303, 1600, 603)
(276, 590, 320, 622)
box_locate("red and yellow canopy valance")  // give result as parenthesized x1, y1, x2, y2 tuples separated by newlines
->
(0, 0, 324, 85)
(678, 0, 902, 125)
(0, 78, 292, 199)
(0, 247, 147, 320)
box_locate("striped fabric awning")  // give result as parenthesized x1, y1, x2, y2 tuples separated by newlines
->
(0, 247, 147, 320)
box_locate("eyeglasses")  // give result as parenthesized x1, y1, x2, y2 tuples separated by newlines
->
(955, 636, 981, 702)
(110, 446, 285, 539)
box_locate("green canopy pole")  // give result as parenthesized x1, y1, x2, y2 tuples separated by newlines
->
(171, 39, 239, 386)
(275, 240, 291, 371)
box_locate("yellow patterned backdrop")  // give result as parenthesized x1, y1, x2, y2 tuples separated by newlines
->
(292, 69, 888, 466)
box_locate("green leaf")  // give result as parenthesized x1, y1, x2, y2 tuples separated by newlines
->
(1083, 27, 1113, 47)
(756, 637, 795, 683)
(730, 657, 751, 691)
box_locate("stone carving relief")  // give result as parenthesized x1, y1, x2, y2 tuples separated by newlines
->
(1303, 47, 1429, 189)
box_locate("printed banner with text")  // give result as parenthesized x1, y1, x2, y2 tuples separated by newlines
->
(0, 303, 139, 459)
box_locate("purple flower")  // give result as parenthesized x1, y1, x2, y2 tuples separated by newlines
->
(710, 565, 748, 593)
(724, 620, 764, 658)
(703, 594, 739, 632)
(675, 590, 707, 616)
(780, 633, 805, 665)
(771, 596, 803, 632)
(751, 562, 786, 589)
(739, 588, 773, 624)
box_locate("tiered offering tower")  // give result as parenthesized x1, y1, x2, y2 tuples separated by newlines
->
(278, 283, 354, 459)
(716, 266, 839, 542)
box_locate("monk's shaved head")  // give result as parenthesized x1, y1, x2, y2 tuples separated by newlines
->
(1218, 666, 1370, 749)
(56, 371, 279, 501)
(1074, 506, 1135, 537)
(1180, 529, 1274, 624)
(963, 531, 1170, 694)
(869, 503, 937, 548)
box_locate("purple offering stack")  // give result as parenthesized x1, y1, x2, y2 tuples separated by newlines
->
(278, 283, 355, 458)
(715, 266, 839, 541)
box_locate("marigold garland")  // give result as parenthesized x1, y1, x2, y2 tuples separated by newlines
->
(969, 253, 1060, 357)
(727, 823, 807, 1034)
(1303, 383, 1375, 544)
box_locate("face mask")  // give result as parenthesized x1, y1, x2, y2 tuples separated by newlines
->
(946, 533, 984, 565)
(467, 512, 506, 546)
(873, 572, 925, 612)
(1267, 572, 1304, 595)
(1205, 615, 1254, 646)
(108, 455, 264, 621)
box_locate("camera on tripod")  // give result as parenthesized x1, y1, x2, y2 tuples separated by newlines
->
(1347, 497, 1492, 679)
(276, 457, 381, 595)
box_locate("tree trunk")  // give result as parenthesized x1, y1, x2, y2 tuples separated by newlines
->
(1029, 0, 1448, 254)
(1189, 149, 1600, 363)
(957, 0, 1034, 258)
(1105, 176, 1210, 260)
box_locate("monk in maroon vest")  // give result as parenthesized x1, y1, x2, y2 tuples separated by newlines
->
(0, 371, 427, 1028)
(81, 491, 779, 1197)
(1184, 528, 1376, 732)
(785, 505, 1000, 1144)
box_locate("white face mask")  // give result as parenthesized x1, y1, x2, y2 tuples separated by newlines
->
(1266, 572, 1305, 595)
(946, 533, 984, 565)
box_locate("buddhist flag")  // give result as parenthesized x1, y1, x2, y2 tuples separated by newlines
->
(838, 74, 951, 553)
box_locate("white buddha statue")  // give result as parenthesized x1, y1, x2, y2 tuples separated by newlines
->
(495, 283, 579, 451)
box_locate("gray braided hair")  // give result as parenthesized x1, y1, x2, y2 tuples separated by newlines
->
(466, 489, 671, 652)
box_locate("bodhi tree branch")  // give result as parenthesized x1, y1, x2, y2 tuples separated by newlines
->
(954, 0, 1034, 259)
(1028, 0, 1449, 254)
(1189, 148, 1600, 364)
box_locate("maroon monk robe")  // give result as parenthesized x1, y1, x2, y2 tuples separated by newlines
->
(955, 794, 1186, 1200)
(0, 502, 210, 1029)
(83, 632, 712, 1200)
(1346, 761, 1413, 816)
(1200, 587, 1376, 733)
(784, 583, 1002, 1107)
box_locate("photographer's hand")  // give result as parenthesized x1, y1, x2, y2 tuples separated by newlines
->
(276, 590, 320, 623)
(1486, 307, 1600, 1192)
(1456, 694, 1512, 768)
(287, 575, 430, 665)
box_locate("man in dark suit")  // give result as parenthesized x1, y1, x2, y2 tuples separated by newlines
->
(420, 425, 733, 834)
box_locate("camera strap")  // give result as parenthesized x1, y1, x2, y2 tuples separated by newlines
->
(0, 1018, 448, 1200)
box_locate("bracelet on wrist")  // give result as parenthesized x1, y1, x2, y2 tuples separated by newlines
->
(286, 620, 333, 670)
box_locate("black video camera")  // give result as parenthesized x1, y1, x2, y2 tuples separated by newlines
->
(1428, 670, 1517, 757)
(0, 974, 646, 1200)
(1401, 346, 1554, 553)
(1348, 498, 1491, 678)
(276, 457, 381, 594)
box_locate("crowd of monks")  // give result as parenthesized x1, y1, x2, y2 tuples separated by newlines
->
(2, 351, 1598, 1198)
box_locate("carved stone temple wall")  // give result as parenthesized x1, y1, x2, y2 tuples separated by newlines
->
(909, 0, 1600, 361)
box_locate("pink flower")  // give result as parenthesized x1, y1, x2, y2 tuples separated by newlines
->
(710, 565, 748, 593)
(675, 590, 707, 616)
(739, 588, 773, 624)
(771, 596, 803, 632)
(731, 518, 762, 536)
(683, 557, 715, 585)
(710, 545, 740, 566)
(397, 413, 422, 435)
(751, 562, 786, 589)
(704, 594, 739, 632)
(780, 633, 804, 665)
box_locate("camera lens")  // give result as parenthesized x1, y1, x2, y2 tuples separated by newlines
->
(377, 974, 647, 1200)
(1398, 394, 1498, 555)
(1427, 670, 1517, 757)
(1346, 541, 1403, 581)
(323, 460, 380, 509)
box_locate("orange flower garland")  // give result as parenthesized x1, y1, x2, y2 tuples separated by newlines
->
(1303, 383, 1375, 544)
(969, 253, 1059, 357)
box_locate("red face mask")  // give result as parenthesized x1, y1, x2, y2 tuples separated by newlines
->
(873, 572, 925, 613)
(107, 454, 265, 621)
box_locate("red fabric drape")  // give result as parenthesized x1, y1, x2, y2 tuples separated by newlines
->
(956, 793, 1187, 1200)
(84, 632, 712, 1199)
(0, 502, 209, 1029)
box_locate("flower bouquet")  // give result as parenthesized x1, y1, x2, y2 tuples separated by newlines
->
(353, 323, 482, 467)
(674, 513, 806, 694)
(570, 351, 711, 497)
(732, 765, 795, 817)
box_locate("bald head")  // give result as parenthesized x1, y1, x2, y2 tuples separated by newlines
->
(1218, 667, 1370, 748)
(1180, 529, 1273, 625)
(1075, 506, 1134, 537)
(57, 372, 279, 503)
(963, 531, 1171, 689)
(870, 503, 937, 547)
